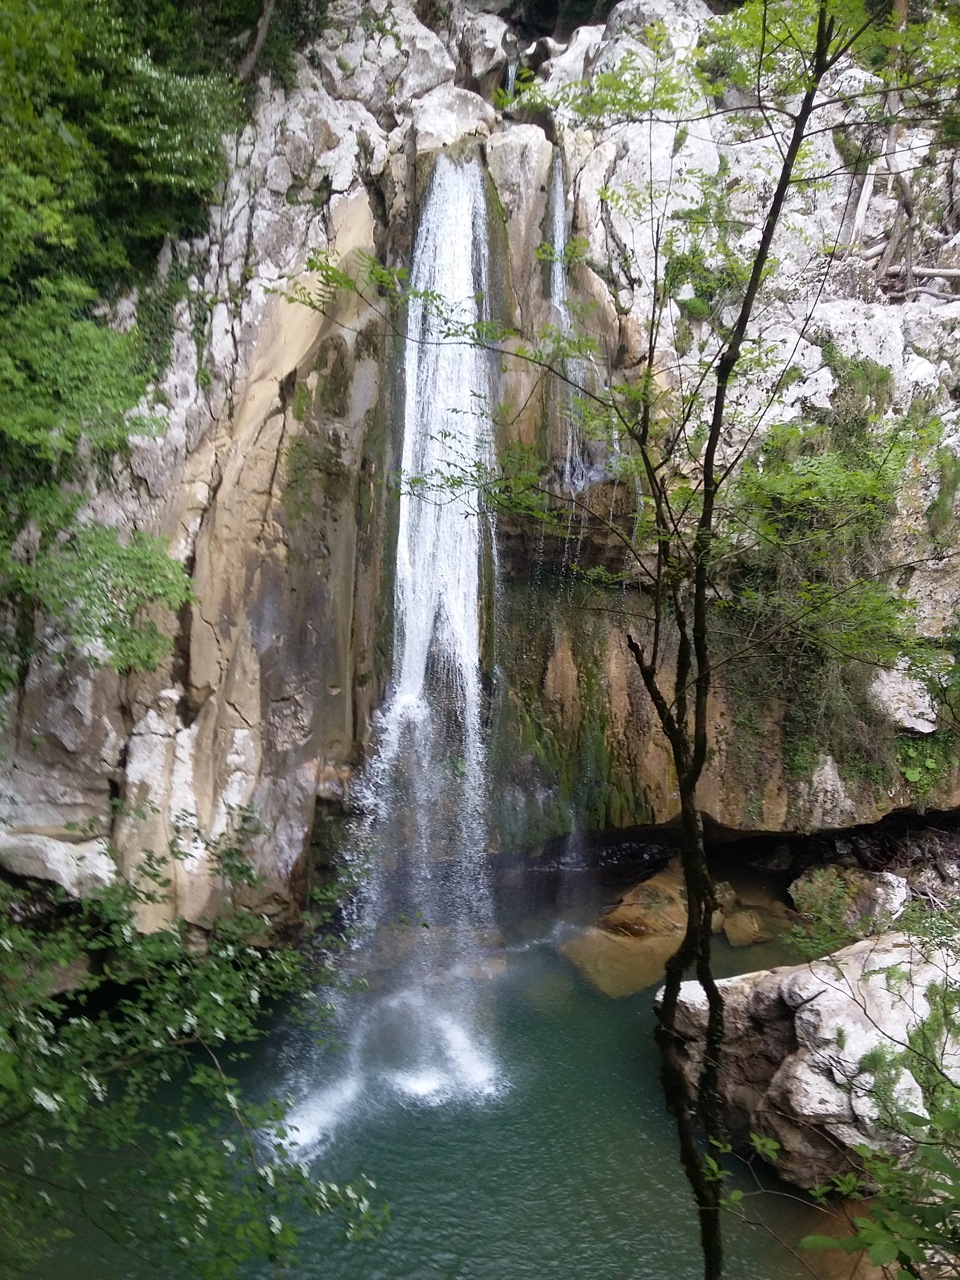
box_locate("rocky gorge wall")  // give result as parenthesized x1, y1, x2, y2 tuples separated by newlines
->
(4, 0, 960, 921)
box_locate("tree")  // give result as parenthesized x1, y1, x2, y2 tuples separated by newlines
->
(0, 809, 385, 1278)
(296, 1, 960, 1275)
(0, 0, 327, 690)
(0, 0, 240, 689)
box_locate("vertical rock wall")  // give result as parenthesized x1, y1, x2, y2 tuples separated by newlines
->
(5, 0, 960, 918)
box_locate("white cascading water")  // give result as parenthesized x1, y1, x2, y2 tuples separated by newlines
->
(287, 154, 502, 1151)
(548, 149, 591, 492)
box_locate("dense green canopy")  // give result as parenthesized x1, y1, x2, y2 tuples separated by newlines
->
(0, 0, 325, 688)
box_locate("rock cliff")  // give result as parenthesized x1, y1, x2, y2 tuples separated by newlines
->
(4, 0, 960, 919)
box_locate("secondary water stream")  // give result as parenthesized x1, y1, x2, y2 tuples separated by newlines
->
(547, 149, 591, 492)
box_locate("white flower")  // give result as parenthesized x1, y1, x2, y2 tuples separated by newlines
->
(268, 1215, 282, 1236)
(30, 1089, 60, 1113)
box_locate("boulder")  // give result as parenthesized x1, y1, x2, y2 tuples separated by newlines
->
(458, 12, 509, 97)
(413, 83, 496, 153)
(670, 934, 960, 1187)
(604, 0, 711, 53)
(870, 665, 938, 733)
(0, 833, 115, 898)
(317, 1, 455, 119)
(722, 908, 776, 947)
(598, 860, 689, 936)
(559, 923, 683, 997)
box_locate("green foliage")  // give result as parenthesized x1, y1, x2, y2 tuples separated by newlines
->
(788, 866, 862, 960)
(664, 235, 751, 334)
(832, 125, 881, 177)
(19, 524, 193, 672)
(802, 1082, 960, 1276)
(0, 0, 238, 293)
(897, 731, 960, 803)
(926, 448, 960, 541)
(0, 815, 384, 1276)
(793, 898, 960, 1277)
(0, 273, 194, 684)
(0, 0, 266, 689)
(122, 0, 329, 90)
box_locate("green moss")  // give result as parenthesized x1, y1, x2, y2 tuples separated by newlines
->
(674, 314, 694, 357)
(678, 295, 711, 322)
(831, 126, 880, 176)
(819, 340, 894, 452)
(487, 578, 652, 852)
(136, 263, 190, 381)
(317, 340, 351, 418)
(292, 381, 312, 422)
(282, 432, 348, 526)
(896, 729, 959, 807)
(926, 448, 960, 539)
(355, 320, 381, 362)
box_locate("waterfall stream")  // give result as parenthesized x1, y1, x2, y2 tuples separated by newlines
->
(287, 154, 502, 1150)
(547, 150, 591, 492)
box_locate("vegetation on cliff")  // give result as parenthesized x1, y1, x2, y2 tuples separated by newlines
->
(0, 0, 327, 692)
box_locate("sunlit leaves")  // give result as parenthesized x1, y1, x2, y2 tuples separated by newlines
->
(0, 820, 383, 1276)
(0, 0, 239, 688)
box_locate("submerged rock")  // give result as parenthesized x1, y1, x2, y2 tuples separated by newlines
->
(561, 859, 798, 993)
(558, 924, 682, 997)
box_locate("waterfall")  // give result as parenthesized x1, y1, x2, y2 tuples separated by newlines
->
(287, 155, 502, 1150)
(373, 152, 492, 864)
(547, 149, 592, 492)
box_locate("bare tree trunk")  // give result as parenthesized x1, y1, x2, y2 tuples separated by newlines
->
(238, 0, 279, 83)
(622, 6, 845, 1275)
(848, 161, 877, 253)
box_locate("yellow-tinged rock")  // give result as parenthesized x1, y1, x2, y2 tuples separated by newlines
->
(559, 925, 681, 998)
(597, 860, 687, 937)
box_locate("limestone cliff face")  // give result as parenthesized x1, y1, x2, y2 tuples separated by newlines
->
(5, 0, 960, 916)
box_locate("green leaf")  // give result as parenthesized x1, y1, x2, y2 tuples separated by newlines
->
(867, 1237, 901, 1266)
(800, 1234, 846, 1252)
